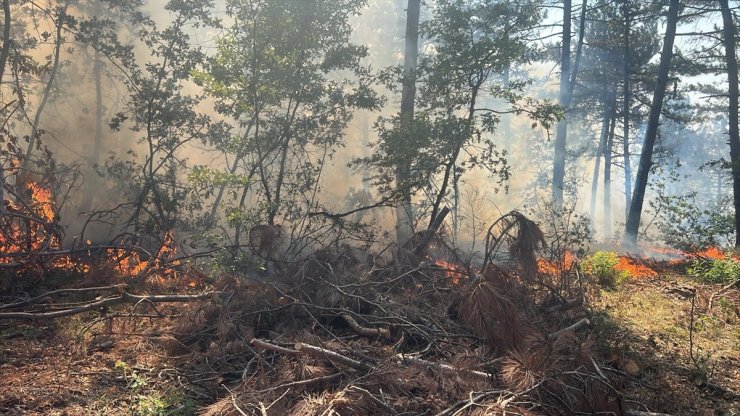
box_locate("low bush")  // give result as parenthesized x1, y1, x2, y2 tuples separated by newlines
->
(687, 256, 740, 285)
(580, 251, 629, 289)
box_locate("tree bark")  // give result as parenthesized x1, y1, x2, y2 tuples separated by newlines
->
(0, 0, 10, 88)
(624, 0, 679, 245)
(622, 0, 632, 223)
(569, 0, 587, 99)
(590, 92, 611, 220)
(720, 0, 740, 248)
(396, 0, 421, 245)
(81, 4, 104, 212)
(552, 0, 572, 208)
(603, 91, 617, 237)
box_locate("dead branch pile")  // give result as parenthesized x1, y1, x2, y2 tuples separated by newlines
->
(156, 211, 648, 415)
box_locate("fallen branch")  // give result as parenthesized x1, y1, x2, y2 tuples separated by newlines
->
(294, 342, 372, 372)
(707, 279, 738, 311)
(251, 338, 301, 355)
(341, 313, 391, 339)
(0, 290, 213, 320)
(548, 318, 590, 340)
(626, 411, 675, 416)
(0, 284, 128, 310)
(394, 353, 493, 380)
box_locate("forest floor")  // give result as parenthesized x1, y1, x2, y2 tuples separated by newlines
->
(0, 269, 737, 415)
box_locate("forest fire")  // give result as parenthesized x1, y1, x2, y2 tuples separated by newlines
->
(107, 231, 181, 279)
(432, 259, 466, 284)
(536, 251, 577, 276)
(614, 256, 658, 279)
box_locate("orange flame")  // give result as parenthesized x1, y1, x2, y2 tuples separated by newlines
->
(433, 259, 466, 285)
(537, 251, 576, 276)
(108, 230, 180, 278)
(614, 257, 657, 279)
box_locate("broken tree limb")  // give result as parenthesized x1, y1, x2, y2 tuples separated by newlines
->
(0, 284, 128, 310)
(341, 313, 391, 339)
(413, 206, 450, 256)
(294, 342, 372, 372)
(393, 353, 493, 380)
(250, 338, 301, 355)
(548, 318, 590, 340)
(0, 290, 213, 320)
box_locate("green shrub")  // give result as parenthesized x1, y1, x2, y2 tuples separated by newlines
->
(580, 251, 628, 288)
(687, 256, 740, 284)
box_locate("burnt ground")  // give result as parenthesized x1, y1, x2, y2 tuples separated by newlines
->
(0, 269, 737, 416)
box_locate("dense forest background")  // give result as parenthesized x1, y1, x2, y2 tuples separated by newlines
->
(0, 0, 738, 265)
(0, 2, 739, 415)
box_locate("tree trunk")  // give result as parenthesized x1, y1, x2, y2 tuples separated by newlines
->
(551, 0, 572, 208)
(720, 0, 740, 248)
(589, 92, 611, 220)
(569, 0, 587, 99)
(603, 90, 617, 237)
(0, 0, 10, 87)
(396, 0, 421, 245)
(622, 0, 632, 223)
(23, 2, 69, 168)
(81, 16, 104, 212)
(502, 65, 511, 153)
(624, 0, 679, 245)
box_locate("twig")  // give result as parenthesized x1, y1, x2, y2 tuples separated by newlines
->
(626, 411, 675, 416)
(434, 390, 503, 416)
(258, 373, 341, 394)
(548, 318, 590, 340)
(589, 354, 607, 380)
(707, 280, 737, 311)
(294, 342, 372, 372)
(393, 353, 493, 380)
(341, 313, 391, 339)
(350, 386, 399, 415)
(251, 338, 301, 355)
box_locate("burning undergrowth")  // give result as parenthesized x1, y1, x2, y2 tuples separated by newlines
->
(158, 211, 640, 415)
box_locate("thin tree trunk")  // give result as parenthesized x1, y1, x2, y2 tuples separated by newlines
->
(603, 90, 617, 237)
(0, 0, 10, 204)
(23, 2, 68, 168)
(569, 0, 587, 99)
(720, 0, 740, 248)
(624, 0, 679, 245)
(396, 0, 421, 245)
(552, 0, 572, 208)
(0, 0, 11, 87)
(80, 32, 104, 211)
(622, 0, 632, 222)
(590, 92, 611, 220)
(502, 65, 511, 153)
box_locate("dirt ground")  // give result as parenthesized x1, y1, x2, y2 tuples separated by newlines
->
(0, 273, 737, 415)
